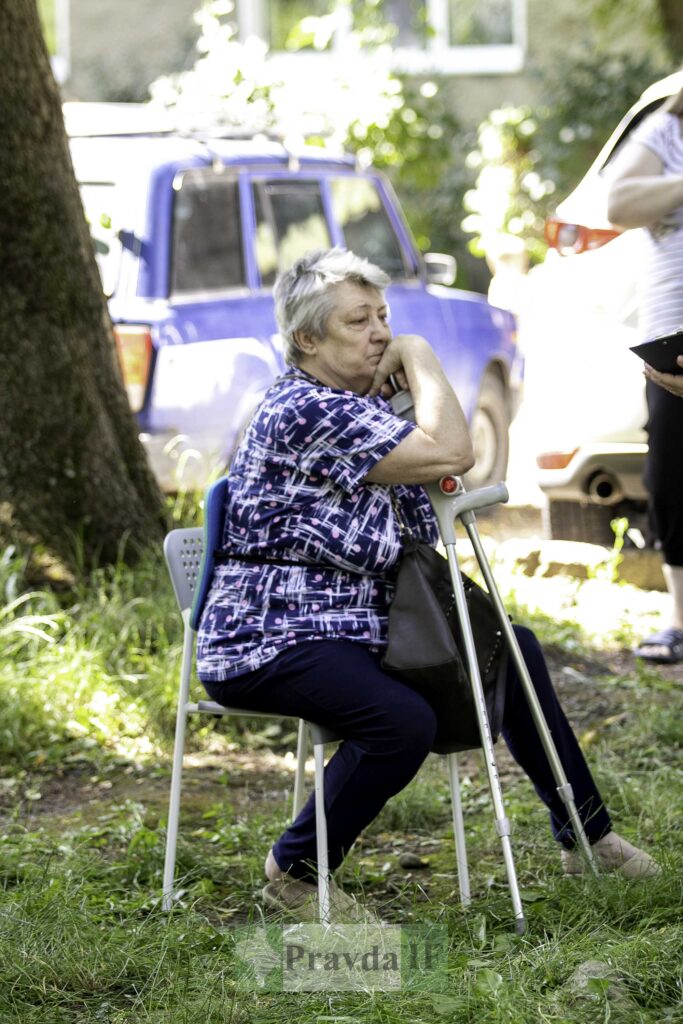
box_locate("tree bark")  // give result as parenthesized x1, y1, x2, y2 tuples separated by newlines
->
(0, 0, 166, 571)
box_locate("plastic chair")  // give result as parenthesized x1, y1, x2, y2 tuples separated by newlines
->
(162, 476, 472, 922)
(162, 477, 337, 920)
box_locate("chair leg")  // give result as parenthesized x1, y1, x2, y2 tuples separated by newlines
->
(292, 719, 308, 821)
(162, 709, 188, 911)
(162, 616, 193, 912)
(447, 752, 471, 907)
(311, 727, 331, 925)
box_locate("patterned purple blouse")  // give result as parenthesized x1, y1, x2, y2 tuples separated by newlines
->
(196, 367, 439, 682)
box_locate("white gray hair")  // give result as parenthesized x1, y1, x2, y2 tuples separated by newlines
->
(273, 247, 390, 366)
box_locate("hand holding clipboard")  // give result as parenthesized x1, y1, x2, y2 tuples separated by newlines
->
(631, 329, 683, 396)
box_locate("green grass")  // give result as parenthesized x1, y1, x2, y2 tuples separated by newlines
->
(0, 538, 682, 1021)
(0, 539, 233, 769)
(1, 766, 681, 1022)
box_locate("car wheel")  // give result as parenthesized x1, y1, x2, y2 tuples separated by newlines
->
(544, 500, 617, 545)
(464, 372, 510, 491)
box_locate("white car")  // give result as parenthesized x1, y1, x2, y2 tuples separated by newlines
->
(519, 70, 683, 544)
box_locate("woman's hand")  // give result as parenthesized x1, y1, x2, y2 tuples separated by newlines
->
(367, 334, 430, 398)
(644, 357, 683, 397)
(364, 334, 475, 483)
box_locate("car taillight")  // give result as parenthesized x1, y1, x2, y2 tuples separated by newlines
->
(113, 325, 152, 413)
(545, 217, 621, 256)
(536, 450, 578, 470)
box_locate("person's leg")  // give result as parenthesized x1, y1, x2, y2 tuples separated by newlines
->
(204, 640, 437, 880)
(662, 564, 683, 631)
(637, 381, 683, 659)
(502, 626, 659, 877)
(501, 626, 611, 847)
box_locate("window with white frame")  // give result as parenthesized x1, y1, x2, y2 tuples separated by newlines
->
(235, 0, 526, 74)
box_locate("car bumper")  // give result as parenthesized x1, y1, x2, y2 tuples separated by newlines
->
(537, 441, 648, 505)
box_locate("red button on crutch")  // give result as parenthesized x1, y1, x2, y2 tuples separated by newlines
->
(439, 475, 459, 494)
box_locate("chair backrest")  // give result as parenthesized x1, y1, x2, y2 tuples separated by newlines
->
(163, 528, 204, 614)
(190, 475, 230, 630)
(163, 476, 230, 628)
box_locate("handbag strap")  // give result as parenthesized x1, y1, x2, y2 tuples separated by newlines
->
(390, 488, 413, 540)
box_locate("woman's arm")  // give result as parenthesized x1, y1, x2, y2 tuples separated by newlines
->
(607, 142, 683, 228)
(364, 334, 474, 484)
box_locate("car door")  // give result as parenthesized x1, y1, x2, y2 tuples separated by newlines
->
(150, 166, 284, 484)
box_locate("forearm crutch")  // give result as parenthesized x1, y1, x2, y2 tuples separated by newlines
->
(426, 477, 598, 928)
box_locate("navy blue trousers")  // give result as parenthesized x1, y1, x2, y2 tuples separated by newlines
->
(644, 379, 683, 565)
(203, 627, 612, 880)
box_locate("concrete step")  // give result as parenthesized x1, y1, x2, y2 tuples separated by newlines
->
(456, 535, 665, 592)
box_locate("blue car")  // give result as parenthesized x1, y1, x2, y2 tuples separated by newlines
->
(67, 103, 522, 492)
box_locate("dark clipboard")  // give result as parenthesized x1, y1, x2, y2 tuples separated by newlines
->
(630, 329, 683, 376)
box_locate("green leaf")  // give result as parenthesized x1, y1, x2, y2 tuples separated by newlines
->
(428, 993, 462, 1014)
(474, 968, 504, 996)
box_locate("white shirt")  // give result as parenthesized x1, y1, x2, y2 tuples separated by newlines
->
(631, 110, 683, 340)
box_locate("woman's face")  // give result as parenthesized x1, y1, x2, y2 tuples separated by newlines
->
(297, 281, 391, 394)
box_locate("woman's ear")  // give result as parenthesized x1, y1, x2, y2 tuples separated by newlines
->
(293, 330, 318, 356)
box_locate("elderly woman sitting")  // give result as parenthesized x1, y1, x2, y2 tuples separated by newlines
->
(196, 247, 657, 920)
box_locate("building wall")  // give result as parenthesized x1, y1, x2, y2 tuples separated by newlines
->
(64, 0, 670, 120)
(434, 0, 670, 126)
(64, 0, 200, 101)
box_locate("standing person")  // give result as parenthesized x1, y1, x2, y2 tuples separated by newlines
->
(608, 86, 683, 663)
(197, 248, 657, 922)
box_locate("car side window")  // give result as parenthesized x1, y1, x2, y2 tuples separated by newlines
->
(253, 180, 331, 286)
(330, 177, 410, 278)
(171, 171, 245, 295)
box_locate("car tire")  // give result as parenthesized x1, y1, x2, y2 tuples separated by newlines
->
(464, 371, 510, 491)
(544, 500, 617, 546)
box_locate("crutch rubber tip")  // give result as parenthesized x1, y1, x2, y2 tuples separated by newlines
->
(515, 917, 527, 936)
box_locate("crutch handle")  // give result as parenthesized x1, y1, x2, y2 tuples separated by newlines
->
(448, 481, 509, 518)
(428, 479, 509, 517)
(426, 480, 508, 543)
(388, 385, 415, 422)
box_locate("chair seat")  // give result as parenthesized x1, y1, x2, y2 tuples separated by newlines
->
(195, 700, 338, 744)
(196, 699, 284, 717)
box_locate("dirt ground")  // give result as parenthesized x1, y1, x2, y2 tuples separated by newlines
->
(4, 637, 679, 835)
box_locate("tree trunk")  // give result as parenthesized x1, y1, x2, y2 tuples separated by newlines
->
(657, 0, 683, 60)
(0, 0, 166, 571)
